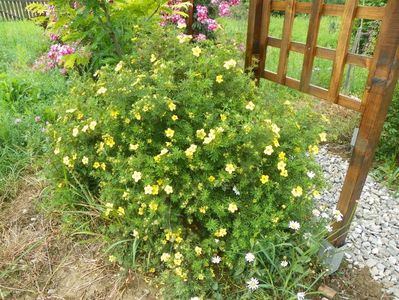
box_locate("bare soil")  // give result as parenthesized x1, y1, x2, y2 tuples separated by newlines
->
(0, 176, 155, 300)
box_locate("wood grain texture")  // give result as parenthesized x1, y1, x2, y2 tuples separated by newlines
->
(330, 0, 399, 247)
(271, 1, 384, 20)
(245, 0, 263, 69)
(267, 37, 372, 69)
(300, 0, 324, 92)
(328, 0, 358, 102)
(277, 0, 296, 83)
(256, 0, 272, 81)
(263, 70, 363, 111)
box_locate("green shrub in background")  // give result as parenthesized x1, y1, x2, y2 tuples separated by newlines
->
(29, 0, 168, 70)
(375, 87, 399, 190)
(46, 26, 334, 299)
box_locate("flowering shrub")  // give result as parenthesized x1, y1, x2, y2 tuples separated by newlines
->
(28, 0, 167, 70)
(47, 27, 331, 298)
(163, 0, 241, 39)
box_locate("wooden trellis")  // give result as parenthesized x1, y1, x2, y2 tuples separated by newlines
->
(0, 0, 46, 21)
(246, 0, 399, 247)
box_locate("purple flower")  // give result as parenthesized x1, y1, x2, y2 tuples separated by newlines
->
(218, 2, 231, 17)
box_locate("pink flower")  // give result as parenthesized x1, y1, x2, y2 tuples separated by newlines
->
(196, 5, 209, 23)
(195, 34, 207, 41)
(218, 2, 231, 17)
(206, 18, 218, 31)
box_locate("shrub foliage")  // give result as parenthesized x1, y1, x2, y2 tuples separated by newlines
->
(47, 27, 328, 298)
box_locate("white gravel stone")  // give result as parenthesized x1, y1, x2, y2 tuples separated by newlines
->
(316, 147, 399, 298)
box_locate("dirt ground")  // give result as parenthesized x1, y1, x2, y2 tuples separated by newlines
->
(0, 176, 155, 300)
(0, 176, 393, 300)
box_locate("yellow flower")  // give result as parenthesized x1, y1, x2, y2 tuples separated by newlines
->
(100, 162, 106, 170)
(192, 46, 202, 57)
(223, 59, 237, 70)
(164, 185, 173, 194)
(196, 129, 207, 140)
(168, 102, 176, 111)
(245, 101, 255, 111)
(264, 145, 274, 155)
(225, 163, 236, 174)
(208, 176, 215, 183)
(199, 206, 208, 214)
(82, 156, 89, 165)
(54, 148, 60, 155)
(319, 132, 327, 142)
(185, 144, 197, 158)
(272, 216, 280, 223)
(228, 203, 238, 213)
(93, 162, 100, 169)
(63, 156, 70, 166)
(132, 171, 142, 182)
(291, 186, 303, 197)
(313, 190, 321, 199)
(89, 120, 97, 130)
(129, 143, 139, 151)
(103, 134, 115, 147)
(195, 246, 202, 256)
(220, 114, 227, 121)
(273, 138, 280, 147)
(260, 175, 269, 184)
(308, 144, 319, 154)
(110, 110, 119, 119)
(277, 161, 286, 171)
(117, 207, 125, 216)
(152, 185, 159, 195)
(115, 61, 123, 72)
(97, 87, 107, 95)
(216, 75, 224, 83)
(144, 185, 153, 195)
(161, 253, 171, 262)
(278, 152, 286, 161)
(171, 115, 178, 121)
(165, 128, 175, 138)
(214, 228, 227, 237)
(82, 125, 89, 132)
(280, 169, 288, 177)
(109, 255, 117, 263)
(134, 112, 142, 120)
(149, 201, 158, 211)
(72, 127, 79, 137)
(150, 54, 157, 63)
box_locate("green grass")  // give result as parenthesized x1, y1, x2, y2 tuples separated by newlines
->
(0, 21, 49, 72)
(0, 21, 64, 202)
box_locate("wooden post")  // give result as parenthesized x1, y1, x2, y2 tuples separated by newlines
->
(245, 0, 264, 77)
(330, 0, 399, 247)
(186, 0, 194, 35)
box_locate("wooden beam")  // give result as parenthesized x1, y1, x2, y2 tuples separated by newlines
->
(256, 0, 272, 81)
(245, 0, 264, 70)
(300, 0, 324, 92)
(263, 70, 363, 112)
(186, 0, 194, 35)
(328, 0, 358, 102)
(267, 37, 372, 69)
(330, 0, 399, 247)
(277, 0, 296, 84)
(271, 1, 385, 20)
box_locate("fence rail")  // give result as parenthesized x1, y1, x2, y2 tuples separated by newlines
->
(0, 0, 47, 21)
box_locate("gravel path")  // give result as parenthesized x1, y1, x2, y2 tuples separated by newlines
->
(316, 147, 399, 299)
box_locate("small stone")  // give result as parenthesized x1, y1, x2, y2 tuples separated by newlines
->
(366, 258, 378, 268)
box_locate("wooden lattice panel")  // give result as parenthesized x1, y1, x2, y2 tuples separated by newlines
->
(246, 0, 399, 247)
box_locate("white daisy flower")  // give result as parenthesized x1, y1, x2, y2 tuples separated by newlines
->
(297, 292, 306, 300)
(246, 277, 259, 291)
(288, 221, 301, 231)
(306, 171, 316, 179)
(245, 252, 255, 263)
(211, 256, 221, 264)
(280, 260, 289, 267)
(232, 185, 240, 196)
